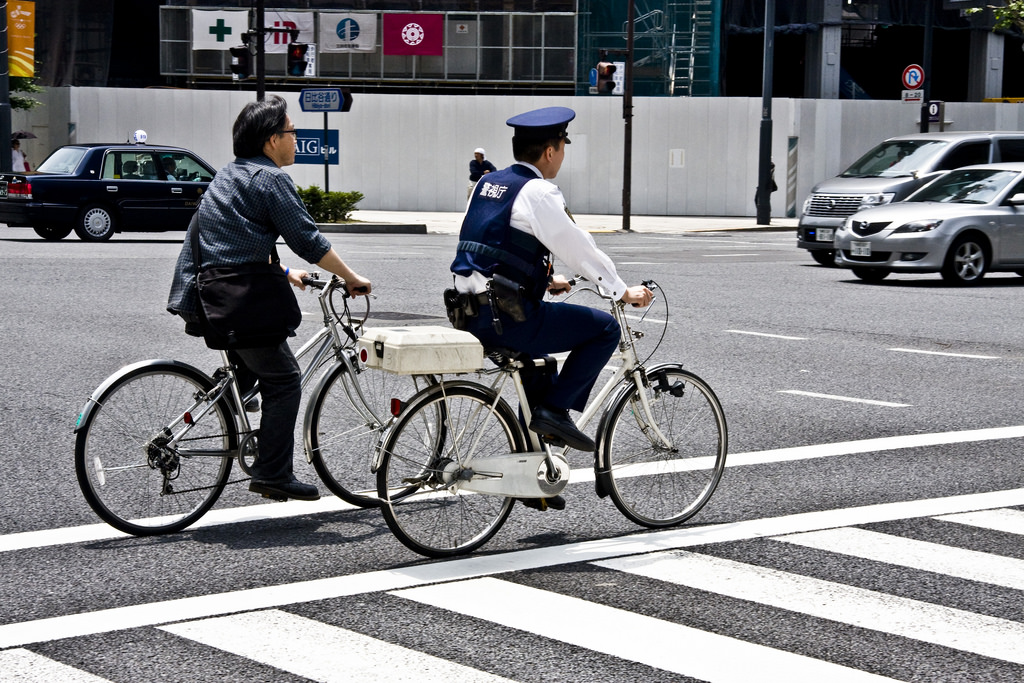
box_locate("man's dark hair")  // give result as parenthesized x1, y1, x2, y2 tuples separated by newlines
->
(513, 136, 561, 164)
(232, 94, 288, 158)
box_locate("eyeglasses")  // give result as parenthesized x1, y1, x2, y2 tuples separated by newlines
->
(278, 129, 297, 136)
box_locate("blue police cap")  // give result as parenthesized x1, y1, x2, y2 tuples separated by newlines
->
(506, 106, 575, 144)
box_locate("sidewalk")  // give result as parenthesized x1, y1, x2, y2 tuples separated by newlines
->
(340, 210, 798, 235)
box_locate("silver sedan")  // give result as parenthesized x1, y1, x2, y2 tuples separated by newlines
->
(833, 162, 1024, 284)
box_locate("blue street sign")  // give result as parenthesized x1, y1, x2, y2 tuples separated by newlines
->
(294, 129, 339, 165)
(299, 88, 351, 113)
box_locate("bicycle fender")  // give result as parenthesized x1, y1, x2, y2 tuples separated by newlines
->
(593, 362, 685, 474)
(74, 359, 214, 434)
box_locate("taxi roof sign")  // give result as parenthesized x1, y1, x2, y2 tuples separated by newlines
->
(299, 88, 353, 113)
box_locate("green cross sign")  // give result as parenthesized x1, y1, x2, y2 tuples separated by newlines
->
(209, 19, 233, 42)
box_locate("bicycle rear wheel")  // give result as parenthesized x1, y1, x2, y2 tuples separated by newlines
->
(376, 383, 523, 558)
(598, 365, 727, 527)
(74, 361, 236, 535)
(307, 362, 432, 507)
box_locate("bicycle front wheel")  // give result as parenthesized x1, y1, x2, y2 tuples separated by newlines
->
(307, 363, 432, 507)
(376, 383, 523, 558)
(74, 361, 236, 536)
(598, 366, 727, 527)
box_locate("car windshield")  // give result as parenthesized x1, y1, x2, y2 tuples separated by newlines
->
(36, 147, 88, 174)
(840, 140, 947, 178)
(907, 168, 1020, 204)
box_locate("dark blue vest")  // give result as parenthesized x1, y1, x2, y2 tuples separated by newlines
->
(451, 164, 550, 300)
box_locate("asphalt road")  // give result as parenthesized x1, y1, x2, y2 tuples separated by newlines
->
(1, 226, 1022, 682)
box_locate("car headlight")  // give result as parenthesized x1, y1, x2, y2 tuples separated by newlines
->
(893, 219, 943, 234)
(801, 196, 812, 216)
(859, 193, 895, 209)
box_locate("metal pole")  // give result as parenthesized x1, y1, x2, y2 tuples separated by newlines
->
(919, 0, 934, 133)
(622, 0, 634, 231)
(755, 0, 775, 225)
(323, 111, 329, 192)
(0, 1, 12, 173)
(255, 0, 265, 101)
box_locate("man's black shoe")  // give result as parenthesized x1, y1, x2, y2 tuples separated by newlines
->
(529, 405, 596, 451)
(520, 495, 566, 511)
(249, 478, 320, 501)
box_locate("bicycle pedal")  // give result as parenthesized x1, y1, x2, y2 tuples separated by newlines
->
(260, 493, 289, 502)
(540, 434, 568, 448)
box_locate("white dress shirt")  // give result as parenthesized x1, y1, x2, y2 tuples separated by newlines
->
(456, 162, 627, 299)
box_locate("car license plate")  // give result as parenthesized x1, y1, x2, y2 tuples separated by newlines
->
(0, 182, 7, 198)
(852, 241, 871, 257)
(816, 228, 834, 241)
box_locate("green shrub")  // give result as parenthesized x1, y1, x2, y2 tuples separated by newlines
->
(296, 186, 364, 223)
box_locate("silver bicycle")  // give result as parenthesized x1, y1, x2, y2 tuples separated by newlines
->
(374, 277, 728, 558)
(74, 274, 431, 536)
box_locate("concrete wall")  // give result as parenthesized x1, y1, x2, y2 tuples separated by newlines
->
(15, 87, 1024, 218)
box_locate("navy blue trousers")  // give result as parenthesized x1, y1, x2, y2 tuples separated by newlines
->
(465, 299, 620, 413)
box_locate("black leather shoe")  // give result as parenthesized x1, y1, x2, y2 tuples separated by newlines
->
(529, 405, 595, 451)
(244, 397, 260, 413)
(249, 478, 320, 501)
(520, 495, 566, 512)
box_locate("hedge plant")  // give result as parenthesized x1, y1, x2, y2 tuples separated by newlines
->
(297, 186, 364, 223)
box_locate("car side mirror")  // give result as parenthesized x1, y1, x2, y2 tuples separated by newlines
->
(1006, 193, 1024, 206)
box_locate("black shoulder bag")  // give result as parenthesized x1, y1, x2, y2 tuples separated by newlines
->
(189, 213, 302, 350)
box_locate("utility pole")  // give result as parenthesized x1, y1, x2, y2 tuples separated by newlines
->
(622, 0, 634, 232)
(919, 0, 934, 133)
(255, 0, 265, 101)
(755, 0, 775, 225)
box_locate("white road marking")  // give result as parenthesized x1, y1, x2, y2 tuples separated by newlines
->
(777, 526, 1024, 590)
(393, 577, 899, 683)
(888, 347, 999, 360)
(0, 648, 114, 682)
(703, 253, 760, 257)
(727, 329, 808, 340)
(161, 610, 514, 683)
(2, 487, 1023, 649)
(8, 426, 1024, 554)
(934, 507, 1024, 535)
(597, 550, 1024, 665)
(779, 390, 911, 408)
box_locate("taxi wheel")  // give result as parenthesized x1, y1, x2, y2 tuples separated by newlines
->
(33, 225, 74, 241)
(851, 267, 890, 283)
(74, 205, 116, 242)
(810, 250, 835, 267)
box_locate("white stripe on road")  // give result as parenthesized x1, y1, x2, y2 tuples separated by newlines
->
(777, 526, 1024, 590)
(779, 390, 911, 408)
(726, 329, 808, 340)
(934, 507, 1024, 535)
(3, 488, 1024, 649)
(703, 253, 760, 257)
(392, 577, 899, 683)
(160, 609, 514, 683)
(0, 648, 113, 683)
(597, 550, 1024, 665)
(5, 426, 1024, 554)
(888, 347, 1000, 360)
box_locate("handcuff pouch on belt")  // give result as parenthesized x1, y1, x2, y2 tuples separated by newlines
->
(443, 272, 528, 334)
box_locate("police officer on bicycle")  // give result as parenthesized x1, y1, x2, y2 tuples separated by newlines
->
(449, 107, 652, 510)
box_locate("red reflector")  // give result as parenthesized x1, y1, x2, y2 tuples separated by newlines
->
(183, 411, 193, 425)
(390, 398, 404, 417)
(359, 347, 368, 363)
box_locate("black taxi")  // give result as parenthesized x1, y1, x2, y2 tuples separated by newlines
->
(0, 132, 215, 241)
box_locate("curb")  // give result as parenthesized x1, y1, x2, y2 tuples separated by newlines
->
(317, 223, 427, 235)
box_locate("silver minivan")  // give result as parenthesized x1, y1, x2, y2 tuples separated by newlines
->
(796, 132, 1024, 265)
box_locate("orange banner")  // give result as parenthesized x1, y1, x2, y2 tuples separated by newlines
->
(8, 2, 35, 77)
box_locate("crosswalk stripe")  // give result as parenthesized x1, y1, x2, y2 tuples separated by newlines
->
(0, 648, 113, 682)
(392, 577, 899, 682)
(160, 609, 514, 683)
(934, 507, 1024, 535)
(776, 526, 1024, 590)
(596, 551, 1024, 665)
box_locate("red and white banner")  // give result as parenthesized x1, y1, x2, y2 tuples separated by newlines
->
(382, 14, 443, 56)
(263, 11, 314, 54)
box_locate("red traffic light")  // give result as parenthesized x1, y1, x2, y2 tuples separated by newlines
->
(229, 45, 250, 80)
(287, 42, 309, 77)
(596, 61, 617, 93)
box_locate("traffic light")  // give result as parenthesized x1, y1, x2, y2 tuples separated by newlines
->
(229, 45, 250, 80)
(287, 42, 309, 77)
(596, 61, 617, 94)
